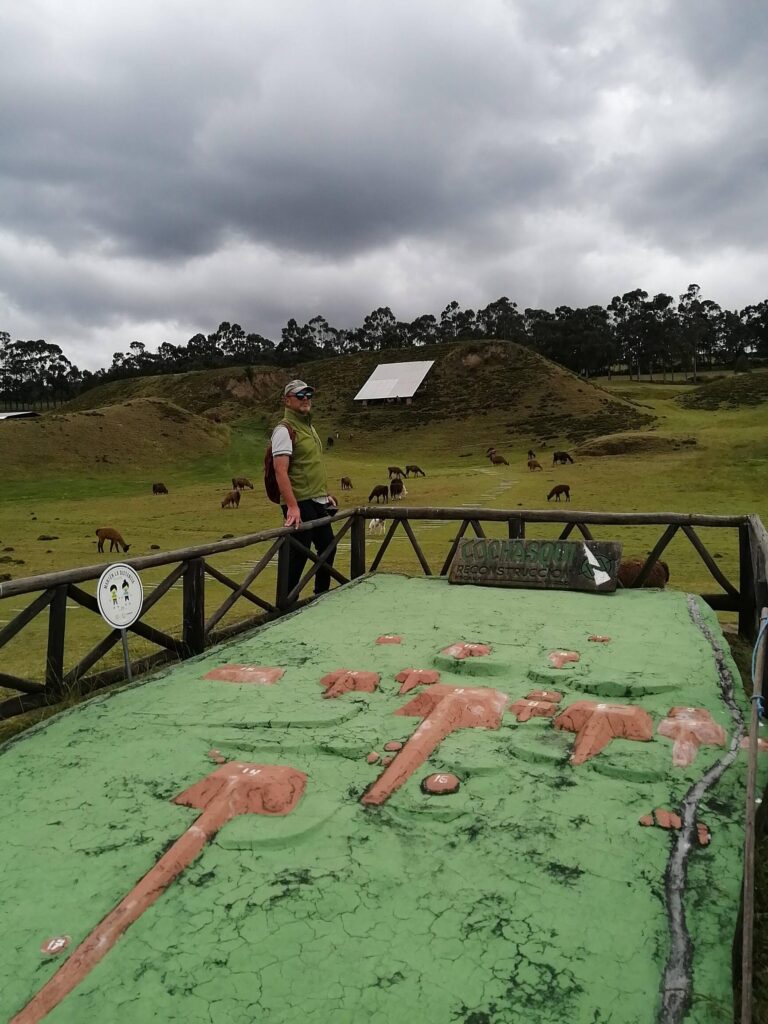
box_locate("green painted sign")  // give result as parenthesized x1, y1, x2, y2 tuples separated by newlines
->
(448, 537, 622, 592)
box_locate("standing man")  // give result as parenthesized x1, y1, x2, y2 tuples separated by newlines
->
(272, 380, 338, 599)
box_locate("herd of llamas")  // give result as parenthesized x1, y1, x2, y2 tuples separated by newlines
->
(93, 438, 668, 589)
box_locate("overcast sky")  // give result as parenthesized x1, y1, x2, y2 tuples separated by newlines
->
(2, 0, 767, 369)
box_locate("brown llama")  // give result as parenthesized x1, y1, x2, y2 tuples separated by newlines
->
(341, 476, 353, 490)
(553, 451, 574, 465)
(547, 484, 570, 502)
(221, 490, 241, 509)
(618, 558, 670, 589)
(527, 459, 543, 471)
(388, 466, 405, 478)
(369, 484, 389, 503)
(152, 482, 168, 494)
(488, 451, 509, 466)
(96, 528, 130, 553)
(232, 477, 254, 490)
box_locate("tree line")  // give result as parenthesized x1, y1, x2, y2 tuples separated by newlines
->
(2, 284, 767, 407)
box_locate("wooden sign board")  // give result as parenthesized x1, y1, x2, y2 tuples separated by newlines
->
(449, 537, 622, 593)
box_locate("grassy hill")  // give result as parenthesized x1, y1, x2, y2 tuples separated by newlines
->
(0, 398, 230, 480)
(678, 368, 768, 409)
(64, 341, 653, 444)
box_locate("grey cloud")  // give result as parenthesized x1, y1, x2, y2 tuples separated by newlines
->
(1, 0, 767, 366)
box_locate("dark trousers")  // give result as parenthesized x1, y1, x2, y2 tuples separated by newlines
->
(281, 500, 337, 598)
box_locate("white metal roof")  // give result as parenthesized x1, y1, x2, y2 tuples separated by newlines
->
(0, 410, 41, 420)
(353, 360, 434, 401)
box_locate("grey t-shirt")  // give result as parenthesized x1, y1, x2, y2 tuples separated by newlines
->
(271, 424, 332, 504)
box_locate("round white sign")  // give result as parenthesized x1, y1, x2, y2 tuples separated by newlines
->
(97, 563, 143, 629)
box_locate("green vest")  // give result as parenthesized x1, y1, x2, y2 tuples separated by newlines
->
(279, 408, 328, 501)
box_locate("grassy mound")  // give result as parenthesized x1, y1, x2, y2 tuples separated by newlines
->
(0, 398, 229, 479)
(65, 365, 286, 425)
(576, 431, 698, 457)
(65, 341, 654, 443)
(678, 369, 768, 410)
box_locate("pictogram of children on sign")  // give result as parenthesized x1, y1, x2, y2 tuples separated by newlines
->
(122, 579, 130, 604)
(110, 585, 118, 607)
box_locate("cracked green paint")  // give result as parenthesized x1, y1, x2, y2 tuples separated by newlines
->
(0, 575, 762, 1023)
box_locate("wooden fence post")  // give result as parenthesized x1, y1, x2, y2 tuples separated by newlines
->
(45, 584, 68, 695)
(739, 524, 757, 640)
(350, 514, 366, 578)
(507, 518, 525, 539)
(276, 538, 292, 611)
(182, 558, 206, 656)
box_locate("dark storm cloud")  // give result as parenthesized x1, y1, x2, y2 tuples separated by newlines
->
(1, 0, 767, 366)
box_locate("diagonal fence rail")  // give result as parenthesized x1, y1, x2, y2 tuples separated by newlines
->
(1, 507, 766, 720)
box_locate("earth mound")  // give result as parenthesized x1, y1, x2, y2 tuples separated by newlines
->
(63, 341, 654, 443)
(678, 369, 768, 410)
(0, 398, 229, 479)
(575, 432, 698, 457)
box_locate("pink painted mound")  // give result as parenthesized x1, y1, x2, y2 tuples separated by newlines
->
(204, 665, 285, 685)
(740, 736, 768, 752)
(588, 635, 611, 643)
(554, 700, 653, 764)
(384, 740, 403, 752)
(653, 808, 682, 831)
(441, 642, 491, 660)
(175, 762, 307, 817)
(548, 650, 580, 669)
(366, 752, 380, 764)
(639, 808, 712, 846)
(396, 668, 441, 694)
(381, 756, 393, 767)
(421, 773, 461, 795)
(658, 707, 727, 766)
(319, 669, 381, 699)
(376, 634, 402, 644)
(509, 698, 559, 723)
(207, 749, 227, 765)
(527, 689, 563, 703)
(697, 823, 712, 847)
(362, 685, 507, 807)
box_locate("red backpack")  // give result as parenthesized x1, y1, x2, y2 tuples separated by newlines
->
(264, 421, 297, 503)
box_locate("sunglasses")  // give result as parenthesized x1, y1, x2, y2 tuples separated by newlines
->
(292, 390, 314, 399)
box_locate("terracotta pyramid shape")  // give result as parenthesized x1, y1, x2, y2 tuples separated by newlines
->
(588, 635, 611, 643)
(376, 634, 402, 644)
(12, 763, 307, 1024)
(319, 670, 381, 699)
(554, 700, 653, 764)
(657, 707, 727, 766)
(395, 668, 441, 694)
(548, 650, 580, 669)
(422, 773, 461, 795)
(361, 685, 507, 806)
(509, 698, 559, 722)
(204, 665, 285, 685)
(639, 807, 711, 846)
(441, 642, 492, 660)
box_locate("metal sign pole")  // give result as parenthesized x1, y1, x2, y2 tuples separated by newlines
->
(120, 628, 133, 683)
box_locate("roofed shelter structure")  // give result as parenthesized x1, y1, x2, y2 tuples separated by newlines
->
(353, 360, 434, 405)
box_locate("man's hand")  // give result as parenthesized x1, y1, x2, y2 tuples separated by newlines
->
(327, 494, 338, 509)
(284, 504, 302, 528)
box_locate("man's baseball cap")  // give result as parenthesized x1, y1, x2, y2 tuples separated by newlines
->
(283, 379, 314, 397)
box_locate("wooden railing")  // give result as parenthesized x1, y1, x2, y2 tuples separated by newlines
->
(1, 507, 767, 719)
